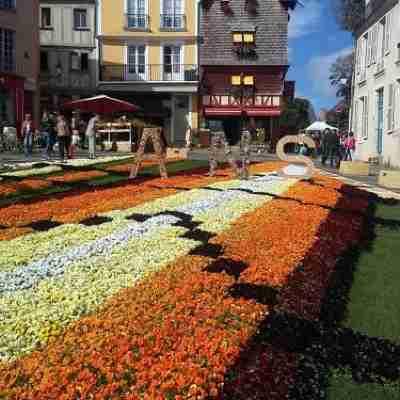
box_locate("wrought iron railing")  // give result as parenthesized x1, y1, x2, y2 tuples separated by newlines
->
(125, 14, 150, 30)
(100, 64, 198, 82)
(160, 14, 186, 30)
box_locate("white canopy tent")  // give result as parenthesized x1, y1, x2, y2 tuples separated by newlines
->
(305, 121, 339, 132)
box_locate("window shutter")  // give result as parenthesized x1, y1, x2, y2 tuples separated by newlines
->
(353, 100, 358, 136)
(388, 84, 393, 131)
(363, 96, 369, 139)
(373, 25, 378, 63)
(393, 84, 397, 130)
(385, 12, 391, 54)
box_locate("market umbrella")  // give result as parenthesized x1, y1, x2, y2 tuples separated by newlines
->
(305, 121, 338, 133)
(62, 95, 139, 114)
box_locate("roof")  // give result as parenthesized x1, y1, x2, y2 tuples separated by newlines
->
(356, 0, 399, 37)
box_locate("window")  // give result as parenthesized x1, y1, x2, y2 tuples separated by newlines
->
(0, 28, 15, 73)
(74, 9, 88, 29)
(127, 45, 146, 76)
(0, 0, 15, 9)
(163, 45, 181, 74)
(70, 52, 90, 71)
(127, 0, 148, 29)
(71, 52, 80, 70)
(232, 32, 255, 44)
(127, 0, 147, 28)
(41, 7, 52, 28)
(40, 51, 49, 72)
(161, 0, 184, 29)
(81, 53, 89, 71)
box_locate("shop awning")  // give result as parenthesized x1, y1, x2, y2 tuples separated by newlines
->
(246, 109, 281, 117)
(204, 108, 242, 116)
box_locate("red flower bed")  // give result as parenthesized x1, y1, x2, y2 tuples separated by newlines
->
(0, 176, 369, 399)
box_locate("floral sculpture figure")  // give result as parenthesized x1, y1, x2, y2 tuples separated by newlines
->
(130, 127, 168, 179)
(208, 131, 239, 177)
(238, 129, 252, 180)
(276, 133, 316, 180)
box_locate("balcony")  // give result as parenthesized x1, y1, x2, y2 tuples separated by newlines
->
(202, 94, 282, 117)
(125, 14, 149, 30)
(160, 14, 186, 30)
(40, 71, 94, 90)
(100, 64, 198, 82)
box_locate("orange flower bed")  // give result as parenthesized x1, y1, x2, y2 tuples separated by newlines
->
(47, 171, 108, 184)
(105, 158, 183, 174)
(0, 179, 52, 199)
(0, 176, 369, 399)
(0, 162, 281, 240)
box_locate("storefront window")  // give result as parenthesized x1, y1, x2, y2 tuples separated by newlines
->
(0, 28, 16, 73)
(0, 0, 15, 10)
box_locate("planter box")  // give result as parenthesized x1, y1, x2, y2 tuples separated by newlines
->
(339, 161, 370, 176)
(378, 170, 400, 189)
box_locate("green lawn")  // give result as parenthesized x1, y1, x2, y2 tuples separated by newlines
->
(327, 200, 400, 399)
(343, 202, 400, 342)
(329, 370, 400, 400)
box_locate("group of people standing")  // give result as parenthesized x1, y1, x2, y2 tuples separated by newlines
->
(321, 129, 355, 168)
(20, 111, 99, 161)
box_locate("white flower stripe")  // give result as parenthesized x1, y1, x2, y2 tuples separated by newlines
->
(0, 179, 238, 273)
(0, 175, 295, 362)
(0, 175, 289, 293)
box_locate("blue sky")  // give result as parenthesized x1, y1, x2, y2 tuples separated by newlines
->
(287, 0, 354, 116)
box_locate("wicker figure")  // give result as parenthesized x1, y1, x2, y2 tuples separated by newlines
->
(129, 127, 168, 179)
(208, 131, 238, 177)
(238, 129, 252, 180)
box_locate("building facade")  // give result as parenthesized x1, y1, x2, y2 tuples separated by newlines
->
(199, 0, 296, 146)
(39, 0, 97, 112)
(97, 0, 199, 147)
(0, 0, 40, 130)
(351, 0, 400, 167)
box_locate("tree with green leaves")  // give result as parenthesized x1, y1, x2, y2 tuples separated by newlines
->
(329, 51, 354, 131)
(332, 0, 365, 34)
(280, 98, 311, 133)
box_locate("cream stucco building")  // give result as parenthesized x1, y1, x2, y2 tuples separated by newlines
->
(351, 0, 400, 167)
(97, 0, 199, 146)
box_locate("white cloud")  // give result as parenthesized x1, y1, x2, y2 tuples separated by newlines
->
(307, 47, 353, 100)
(289, 0, 323, 39)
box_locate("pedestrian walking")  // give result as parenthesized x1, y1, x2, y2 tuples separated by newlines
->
(85, 114, 99, 159)
(69, 113, 79, 158)
(70, 129, 80, 159)
(41, 110, 53, 159)
(344, 132, 356, 161)
(21, 113, 36, 158)
(321, 128, 340, 168)
(56, 114, 71, 162)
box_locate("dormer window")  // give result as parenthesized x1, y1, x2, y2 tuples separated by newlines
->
(232, 30, 256, 59)
(232, 32, 255, 44)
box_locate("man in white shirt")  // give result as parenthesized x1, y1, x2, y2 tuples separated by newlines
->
(85, 114, 99, 159)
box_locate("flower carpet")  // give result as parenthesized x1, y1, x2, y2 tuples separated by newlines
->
(0, 160, 390, 399)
